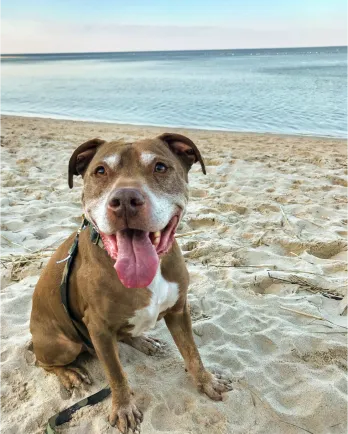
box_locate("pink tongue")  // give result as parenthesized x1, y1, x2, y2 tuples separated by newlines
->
(115, 230, 159, 288)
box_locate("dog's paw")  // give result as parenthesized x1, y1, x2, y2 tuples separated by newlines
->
(197, 371, 233, 401)
(55, 365, 92, 391)
(109, 402, 143, 433)
(125, 335, 166, 356)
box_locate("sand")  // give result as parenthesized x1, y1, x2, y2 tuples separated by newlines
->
(1, 115, 347, 434)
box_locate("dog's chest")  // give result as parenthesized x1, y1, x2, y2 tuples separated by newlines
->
(128, 268, 179, 336)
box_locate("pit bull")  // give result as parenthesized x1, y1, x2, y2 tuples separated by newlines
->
(30, 133, 231, 433)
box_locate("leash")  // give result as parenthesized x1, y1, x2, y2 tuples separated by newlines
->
(45, 386, 111, 434)
(45, 217, 109, 433)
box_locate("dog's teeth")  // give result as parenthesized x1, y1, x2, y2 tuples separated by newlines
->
(153, 231, 161, 247)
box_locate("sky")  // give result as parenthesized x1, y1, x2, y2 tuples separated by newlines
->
(1, 0, 347, 53)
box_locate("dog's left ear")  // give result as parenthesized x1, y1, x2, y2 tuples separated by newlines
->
(157, 133, 206, 175)
(68, 138, 106, 188)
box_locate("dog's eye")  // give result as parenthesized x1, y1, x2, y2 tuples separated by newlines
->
(154, 162, 168, 173)
(95, 166, 106, 175)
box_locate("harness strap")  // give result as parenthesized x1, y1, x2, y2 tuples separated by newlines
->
(45, 217, 110, 433)
(59, 217, 94, 349)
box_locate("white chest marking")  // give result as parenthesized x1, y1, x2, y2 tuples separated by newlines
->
(128, 267, 179, 336)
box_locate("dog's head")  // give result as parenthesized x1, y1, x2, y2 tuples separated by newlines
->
(68, 133, 205, 288)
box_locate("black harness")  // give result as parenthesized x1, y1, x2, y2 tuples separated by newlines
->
(58, 217, 103, 349)
(46, 217, 111, 434)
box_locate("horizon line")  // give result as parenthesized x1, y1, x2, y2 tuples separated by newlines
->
(1, 44, 347, 56)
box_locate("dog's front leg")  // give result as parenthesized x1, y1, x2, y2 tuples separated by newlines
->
(165, 302, 232, 400)
(88, 325, 143, 433)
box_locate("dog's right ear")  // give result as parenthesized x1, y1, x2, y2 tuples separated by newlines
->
(68, 138, 106, 188)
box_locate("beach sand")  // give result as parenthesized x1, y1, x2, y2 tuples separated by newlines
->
(1, 115, 347, 434)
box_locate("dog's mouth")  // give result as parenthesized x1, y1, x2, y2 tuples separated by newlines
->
(99, 215, 179, 289)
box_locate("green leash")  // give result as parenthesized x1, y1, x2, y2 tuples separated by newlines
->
(45, 386, 111, 433)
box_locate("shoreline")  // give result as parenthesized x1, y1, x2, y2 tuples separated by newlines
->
(0, 55, 24, 59)
(1, 45, 346, 57)
(1, 113, 346, 141)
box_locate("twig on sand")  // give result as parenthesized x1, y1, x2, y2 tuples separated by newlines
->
(290, 251, 315, 264)
(268, 272, 344, 300)
(209, 263, 326, 277)
(279, 306, 324, 321)
(175, 230, 205, 238)
(267, 269, 322, 276)
(279, 204, 291, 228)
(198, 263, 345, 299)
(210, 264, 278, 269)
(239, 380, 315, 434)
(279, 204, 302, 240)
(254, 230, 269, 247)
(279, 305, 348, 330)
(310, 330, 347, 334)
(338, 294, 348, 316)
(1, 234, 34, 252)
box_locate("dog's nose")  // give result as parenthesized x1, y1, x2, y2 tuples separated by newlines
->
(108, 188, 145, 216)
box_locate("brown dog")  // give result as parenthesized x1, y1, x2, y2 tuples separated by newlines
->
(30, 133, 231, 433)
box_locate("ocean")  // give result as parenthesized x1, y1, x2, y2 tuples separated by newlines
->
(1, 46, 347, 138)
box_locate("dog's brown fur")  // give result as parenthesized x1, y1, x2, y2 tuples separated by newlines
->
(30, 134, 231, 433)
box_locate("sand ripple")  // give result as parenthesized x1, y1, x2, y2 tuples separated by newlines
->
(1, 116, 347, 434)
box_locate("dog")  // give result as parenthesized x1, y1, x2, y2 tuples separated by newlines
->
(30, 133, 231, 433)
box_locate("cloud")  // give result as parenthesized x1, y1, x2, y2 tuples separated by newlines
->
(1, 19, 347, 53)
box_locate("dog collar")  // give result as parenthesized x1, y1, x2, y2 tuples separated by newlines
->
(86, 218, 105, 250)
